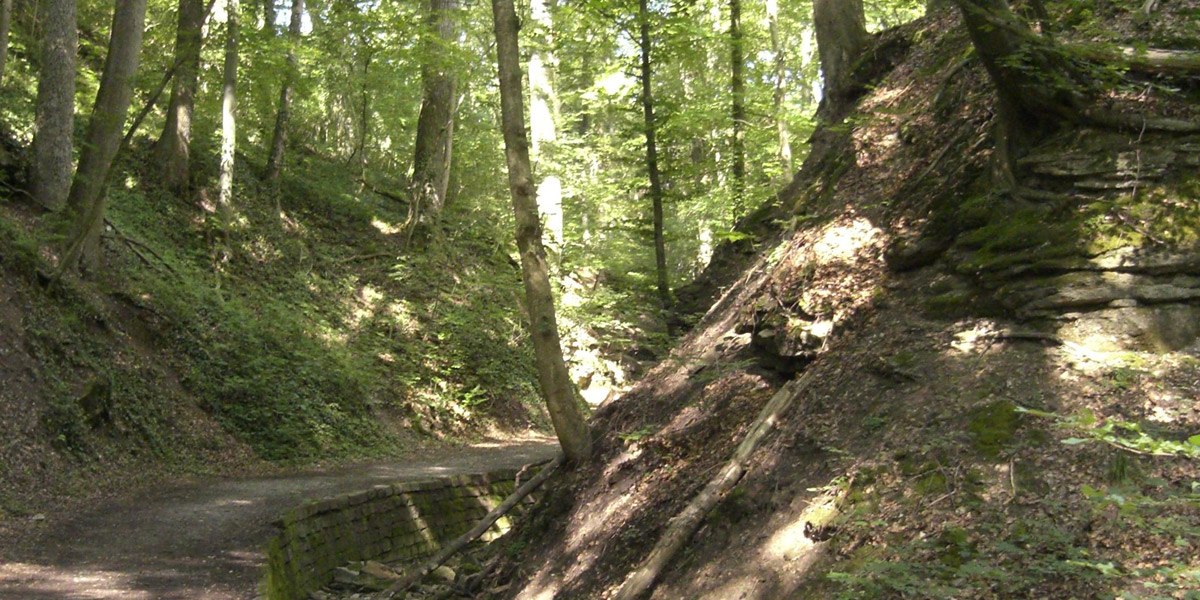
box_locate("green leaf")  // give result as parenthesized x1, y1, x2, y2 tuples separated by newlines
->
(1187, 434, 1200, 447)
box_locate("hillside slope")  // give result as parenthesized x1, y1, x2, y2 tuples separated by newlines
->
(493, 7, 1200, 599)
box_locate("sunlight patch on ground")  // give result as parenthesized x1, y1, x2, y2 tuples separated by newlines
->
(763, 485, 841, 561)
(809, 218, 881, 265)
(0, 562, 153, 599)
(371, 218, 403, 235)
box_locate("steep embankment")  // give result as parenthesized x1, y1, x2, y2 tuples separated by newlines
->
(0, 135, 552, 537)
(494, 8, 1200, 599)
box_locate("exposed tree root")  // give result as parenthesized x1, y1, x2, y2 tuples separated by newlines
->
(1084, 109, 1200, 134)
(377, 454, 564, 599)
(612, 374, 812, 600)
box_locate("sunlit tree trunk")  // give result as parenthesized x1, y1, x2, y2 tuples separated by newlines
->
(729, 0, 746, 213)
(814, 0, 866, 119)
(767, 0, 792, 174)
(638, 0, 670, 313)
(264, 0, 302, 184)
(30, 0, 77, 211)
(407, 0, 457, 240)
(59, 0, 147, 275)
(528, 0, 561, 249)
(155, 0, 205, 193)
(492, 0, 591, 464)
(0, 0, 12, 84)
(217, 0, 239, 223)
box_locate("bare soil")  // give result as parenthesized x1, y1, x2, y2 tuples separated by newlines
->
(0, 439, 556, 599)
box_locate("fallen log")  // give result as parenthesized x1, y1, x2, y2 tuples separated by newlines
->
(378, 453, 564, 599)
(1071, 43, 1200, 78)
(613, 374, 812, 600)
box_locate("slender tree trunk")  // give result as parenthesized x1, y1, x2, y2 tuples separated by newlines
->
(217, 0, 239, 223)
(813, 0, 867, 119)
(0, 0, 12, 84)
(407, 0, 457, 237)
(528, 0, 561, 249)
(767, 0, 792, 174)
(354, 51, 372, 182)
(58, 0, 147, 275)
(264, 0, 302, 183)
(155, 0, 205, 193)
(492, 0, 591, 464)
(260, 0, 273, 30)
(638, 0, 670, 313)
(729, 0, 746, 214)
(30, 0, 77, 211)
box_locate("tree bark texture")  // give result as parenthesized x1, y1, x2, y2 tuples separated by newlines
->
(217, 0, 239, 222)
(30, 0, 77, 211)
(407, 0, 457, 236)
(638, 0, 670, 313)
(492, 0, 592, 464)
(264, 0, 302, 183)
(155, 0, 206, 192)
(813, 0, 866, 119)
(59, 0, 147, 275)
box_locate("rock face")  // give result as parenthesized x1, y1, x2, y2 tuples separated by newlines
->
(934, 130, 1200, 353)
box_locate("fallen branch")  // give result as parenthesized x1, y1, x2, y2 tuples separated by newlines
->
(378, 454, 564, 599)
(1084, 109, 1200, 134)
(104, 219, 178, 276)
(1071, 43, 1200, 78)
(613, 374, 811, 600)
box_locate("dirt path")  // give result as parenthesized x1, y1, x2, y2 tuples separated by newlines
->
(0, 440, 557, 599)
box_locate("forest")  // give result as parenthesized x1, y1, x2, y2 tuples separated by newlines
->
(0, 0, 1198, 598)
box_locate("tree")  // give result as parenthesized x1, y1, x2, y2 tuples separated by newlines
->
(58, 0, 147, 275)
(952, 0, 1082, 181)
(767, 0, 792, 174)
(813, 0, 867, 119)
(406, 0, 458, 241)
(528, 0, 562, 249)
(155, 0, 207, 192)
(264, 0, 303, 184)
(0, 0, 12, 84)
(729, 0, 745, 209)
(492, 0, 591, 463)
(218, 0, 239, 223)
(29, 0, 77, 211)
(637, 0, 670, 314)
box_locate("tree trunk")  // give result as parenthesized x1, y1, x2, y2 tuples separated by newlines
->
(729, 0, 745, 214)
(264, 0, 302, 184)
(217, 0, 239, 223)
(767, 0, 792, 174)
(58, 0, 147, 275)
(813, 0, 866, 119)
(528, 0, 561, 249)
(407, 0, 457, 239)
(638, 0, 670, 314)
(155, 0, 205, 193)
(30, 0, 77, 211)
(0, 0, 12, 84)
(952, 0, 1084, 181)
(492, 0, 591, 464)
(261, 0, 273, 30)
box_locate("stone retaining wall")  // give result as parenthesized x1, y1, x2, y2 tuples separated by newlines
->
(262, 467, 529, 599)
